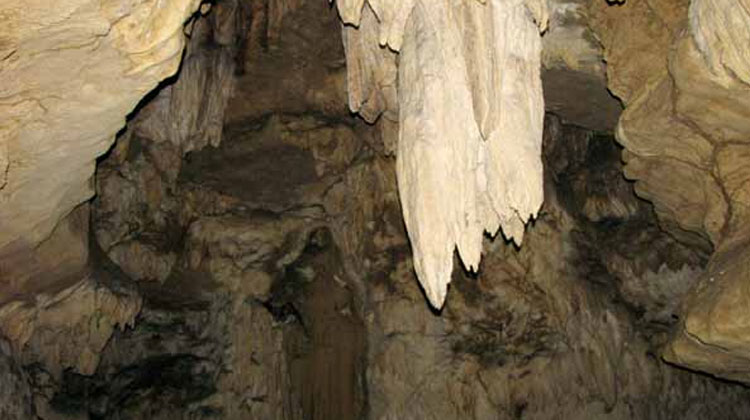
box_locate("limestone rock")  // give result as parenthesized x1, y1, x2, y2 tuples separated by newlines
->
(84, 61, 374, 416)
(587, 0, 686, 105)
(621, 152, 726, 246)
(364, 117, 750, 419)
(0, 204, 91, 301)
(0, 0, 201, 273)
(91, 3, 240, 284)
(689, 0, 750, 86)
(131, 3, 237, 154)
(665, 243, 750, 384)
(342, 5, 398, 126)
(75, 5, 750, 414)
(340, 0, 548, 308)
(0, 272, 141, 379)
(227, 0, 348, 123)
(671, 34, 750, 145)
(591, 0, 750, 382)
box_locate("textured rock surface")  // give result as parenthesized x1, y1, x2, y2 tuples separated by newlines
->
(0, 247, 142, 417)
(73, 3, 371, 418)
(542, 0, 622, 131)
(0, 0, 201, 297)
(360, 116, 747, 419)
(93, 0, 238, 284)
(0, 0, 618, 309)
(0, 337, 34, 419)
(0, 273, 140, 380)
(590, 0, 750, 382)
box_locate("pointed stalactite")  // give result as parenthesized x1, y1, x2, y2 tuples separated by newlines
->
(340, 0, 547, 308)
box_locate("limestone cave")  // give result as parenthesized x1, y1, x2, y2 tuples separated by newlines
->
(3, 0, 750, 418)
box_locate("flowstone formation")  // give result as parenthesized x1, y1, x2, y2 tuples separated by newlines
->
(339, 0, 549, 307)
(590, 0, 750, 383)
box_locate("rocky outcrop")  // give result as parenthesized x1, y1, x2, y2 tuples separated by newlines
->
(70, 4, 372, 418)
(0, 273, 141, 380)
(0, 0, 618, 311)
(360, 116, 750, 419)
(0, 0, 202, 298)
(340, 0, 625, 308)
(542, 0, 622, 131)
(0, 337, 34, 419)
(93, 0, 238, 284)
(590, 0, 750, 383)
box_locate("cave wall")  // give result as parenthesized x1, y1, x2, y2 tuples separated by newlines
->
(588, 0, 750, 382)
(68, 1, 374, 417)
(0, 0, 203, 295)
(0, 0, 614, 300)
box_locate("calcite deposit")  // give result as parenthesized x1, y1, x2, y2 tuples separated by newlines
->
(341, 0, 548, 307)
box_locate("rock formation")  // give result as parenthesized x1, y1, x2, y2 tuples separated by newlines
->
(589, 0, 750, 383)
(340, 0, 548, 308)
(2, 0, 750, 418)
(0, 0, 203, 329)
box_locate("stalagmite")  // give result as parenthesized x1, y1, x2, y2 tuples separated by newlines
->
(340, 0, 548, 308)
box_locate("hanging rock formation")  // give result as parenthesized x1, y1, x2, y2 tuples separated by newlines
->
(83, 11, 750, 412)
(339, 0, 549, 308)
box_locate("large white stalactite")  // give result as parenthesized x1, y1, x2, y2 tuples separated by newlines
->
(339, 0, 548, 307)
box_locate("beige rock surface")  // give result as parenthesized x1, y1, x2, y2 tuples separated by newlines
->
(591, 0, 750, 382)
(664, 243, 750, 383)
(7, 0, 750, 415)
(0, 0, 201, 290)
(83, 44, 750, 416)
(19, 1, 749, 417)
(541, 0, 622, 131)
(0, 0, 619, 312)
(363, 116, 750, 419)
(78, 14, 376, 413)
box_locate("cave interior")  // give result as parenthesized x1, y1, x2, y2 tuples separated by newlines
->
(3, 0, 750, 419)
